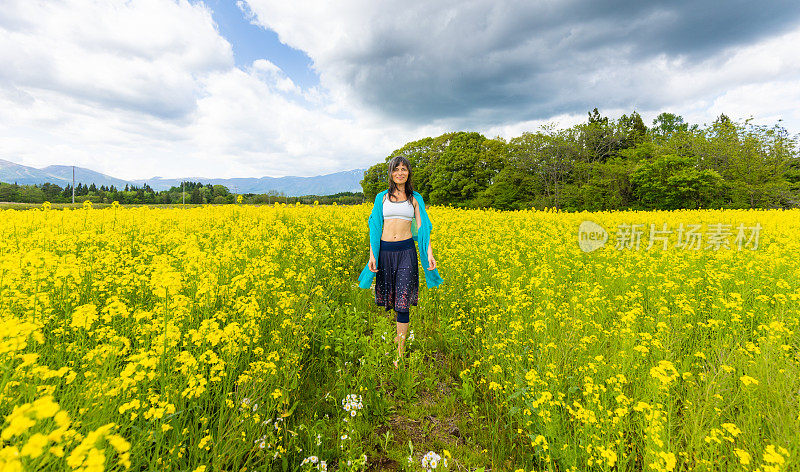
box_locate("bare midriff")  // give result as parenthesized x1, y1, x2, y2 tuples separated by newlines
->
(381, 217, 414, 241)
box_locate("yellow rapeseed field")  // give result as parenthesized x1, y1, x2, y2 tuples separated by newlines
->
(0, 203, 797, 472)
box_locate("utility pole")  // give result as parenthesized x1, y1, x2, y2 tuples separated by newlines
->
(72, 166, 75, 204)
(182, 181, 185, 205)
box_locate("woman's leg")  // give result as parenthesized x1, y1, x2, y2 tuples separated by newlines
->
(393, 309, 410, 367)
(391, 239, 415, 367)
(394, 315, 410, 359)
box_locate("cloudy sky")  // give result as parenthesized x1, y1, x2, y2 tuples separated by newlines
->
(1, 0, 799, 180)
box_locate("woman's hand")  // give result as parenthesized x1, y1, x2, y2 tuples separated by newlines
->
(427, 254, 437, 270)
(368, 255, 378, 272)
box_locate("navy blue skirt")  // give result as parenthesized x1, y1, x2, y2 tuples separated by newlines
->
(375, 237, 419, 313)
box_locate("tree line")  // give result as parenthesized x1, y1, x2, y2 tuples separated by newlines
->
(0, 180, 366, 205)
(361, 110, 800, 211)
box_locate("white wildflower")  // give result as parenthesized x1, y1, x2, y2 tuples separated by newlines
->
(422, 451, 443, 471)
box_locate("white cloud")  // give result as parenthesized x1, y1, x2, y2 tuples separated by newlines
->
(0, 0, 429, 180)
(0, 0, 234, 178)
(0, 0, 232, 119)
(1, 0, 799, 184)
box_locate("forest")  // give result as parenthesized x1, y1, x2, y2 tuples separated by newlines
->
(361, 110, 800, 211)
(0, 180, 365, 206)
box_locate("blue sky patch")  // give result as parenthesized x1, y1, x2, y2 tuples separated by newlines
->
(202, 0, 319, 89)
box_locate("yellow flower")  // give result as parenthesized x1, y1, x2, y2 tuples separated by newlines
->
(0, 446, 23, 472)
(49, 445, 65, 458)
(1, 413, 36, 440)
(739, 375, 759, 386)
(107, 434, 131, 453)
(70, 303, 99, 330)
(733, 448, 751, 465)
(85, 447, 105, 470)
(634, 345, 650, 354)
(659, 452, 676, 472)
(722, 423, 741, 437)
(20, 433, 48, 458)
(650, 360, 679, 387)
(602, 448, 618, 467)
(33, 396, 60, 419)
(271, 388, 282, 399)
(763, 445, 788, 464)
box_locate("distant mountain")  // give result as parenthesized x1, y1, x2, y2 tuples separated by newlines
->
(0, 159, 71, 186)
(41, 165, 133, 190)
(0, 159, 369, 196)
(131, 168, 367, 194)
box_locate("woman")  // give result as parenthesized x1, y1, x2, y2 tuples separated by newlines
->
(357, 155, 444, 368)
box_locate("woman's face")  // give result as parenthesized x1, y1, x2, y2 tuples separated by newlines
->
(391, 163, 408, 186)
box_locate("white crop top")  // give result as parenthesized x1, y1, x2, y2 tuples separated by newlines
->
(383, 194, 414, 221)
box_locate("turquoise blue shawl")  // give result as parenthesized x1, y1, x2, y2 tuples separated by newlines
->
(357, 189, 444, 289)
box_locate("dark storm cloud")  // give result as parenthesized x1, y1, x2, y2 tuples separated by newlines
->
(334, 0, 800, 124)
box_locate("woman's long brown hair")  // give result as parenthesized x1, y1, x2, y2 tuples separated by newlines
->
(386, 155, 416, 208)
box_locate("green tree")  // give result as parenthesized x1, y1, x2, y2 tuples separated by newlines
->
(618, 111, 648, 145)
(687, 118, 796, 208)
(427, 132, 506, 207)
(571, 157, 638, 211)
(651, 112, 689, 139)
(479, 162, 538, 210)
(17, 185, 46, 203)
(212, 185, 230, 197)
(0, 183, 19, 202)
(631, 154, 722, 209)
(40, 182, 63, 202)
(360, 163, 388, 201)
(501, 126, 578, 210)
(577, 109, 634, 163)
